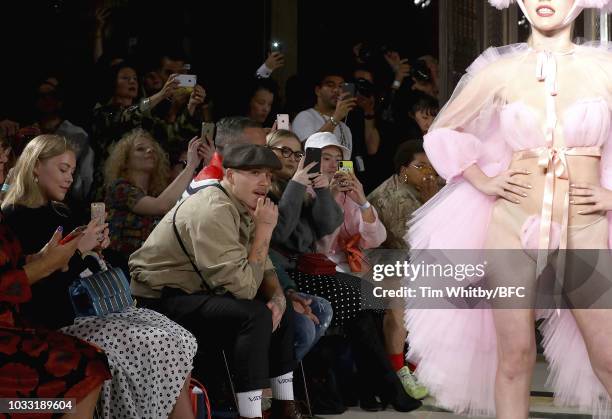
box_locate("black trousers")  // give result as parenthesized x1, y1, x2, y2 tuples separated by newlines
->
(153, 288, 296, 392)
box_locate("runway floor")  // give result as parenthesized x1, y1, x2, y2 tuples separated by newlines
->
(319, 357, 594, 419)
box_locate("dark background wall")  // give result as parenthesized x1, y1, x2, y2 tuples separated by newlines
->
(0, 0, 437, 123)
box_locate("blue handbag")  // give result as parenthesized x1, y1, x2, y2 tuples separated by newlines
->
(69, 267, 134, 317)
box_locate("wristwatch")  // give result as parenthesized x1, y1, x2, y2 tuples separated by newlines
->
(329, 116, 340, 127)
(359, 201, 372, 210)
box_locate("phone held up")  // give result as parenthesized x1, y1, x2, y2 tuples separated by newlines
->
(175, 74, 197, 95)
(201, 122, 215, 142)
(276, 114, 290, 130)
(304, 148, 321, 174)
(91, 202, 106, 226)
(270, 41, 283, 54)
(342, 82, 356, 99)
(337, 160, 354, 174)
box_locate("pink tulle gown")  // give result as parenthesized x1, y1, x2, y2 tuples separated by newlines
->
(405, 42, 612, 417)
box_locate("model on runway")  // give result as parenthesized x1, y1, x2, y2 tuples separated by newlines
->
(405, 0, 612, 417)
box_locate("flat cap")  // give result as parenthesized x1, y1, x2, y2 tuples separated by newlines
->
(222, 143, 282, 171)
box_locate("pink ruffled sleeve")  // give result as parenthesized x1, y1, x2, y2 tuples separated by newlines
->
(423, 48, 514, 184)
(424, 128, 482, 183)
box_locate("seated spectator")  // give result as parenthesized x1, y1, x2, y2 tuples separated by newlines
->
(141, 52, 207, 137)
(1, 134, 198, 419)
(267, 130, 420, 412)
(0, 222, 111, 418)
(309, 132, 386, 272)
(245, 78, 278, 127)
(190, 124, 330, 364)
(309, 132, 428, 401)
(91, 61, 204, 198)
(130, 144, 304, 419)
(366, 140, 439, 402)
(267, 130, 334, 361)
(292, 70, 356, 154)
(32, 75, 94, 207)
(368, 140, 439, 249)
(104, 129, 203, 257)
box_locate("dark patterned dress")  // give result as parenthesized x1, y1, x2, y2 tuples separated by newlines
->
(105, 179, 160, 256)
(0, 224, 111, 419)
(3, 204, 197, 418)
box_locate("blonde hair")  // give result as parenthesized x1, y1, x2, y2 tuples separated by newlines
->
(265, 129, 311, 204)
(266, 129, 300, 148)
(104, 128, 170, 196)
(2, 135, 75, 209)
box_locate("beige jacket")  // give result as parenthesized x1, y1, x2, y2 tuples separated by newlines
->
(129, 184, 274, 299)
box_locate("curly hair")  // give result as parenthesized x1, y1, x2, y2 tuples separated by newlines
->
(104, 129, 170, 196)
(1, 135, 75, 209)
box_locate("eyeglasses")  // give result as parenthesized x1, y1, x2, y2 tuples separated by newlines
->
(271, 146, 304, 161)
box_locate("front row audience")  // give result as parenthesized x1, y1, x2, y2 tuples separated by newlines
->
(1, 135, 197, 418)
(0, 121, 432, 418)
(266, 129, 421, 412)
(130, 144, 304, 419)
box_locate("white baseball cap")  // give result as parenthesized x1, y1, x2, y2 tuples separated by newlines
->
(304, 132, 351, 160)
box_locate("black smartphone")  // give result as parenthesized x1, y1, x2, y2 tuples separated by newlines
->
(304, 148, 321, 174)
(342, 82, 356, 98)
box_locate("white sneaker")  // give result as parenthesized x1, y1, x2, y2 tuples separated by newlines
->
(397, 366, 428, 400)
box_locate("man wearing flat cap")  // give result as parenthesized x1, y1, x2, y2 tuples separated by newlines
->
(130, 144, 303, 419)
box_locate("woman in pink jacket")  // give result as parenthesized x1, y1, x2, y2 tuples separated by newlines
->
(308, 133, 387, 273)
(307, 132, 428, 401)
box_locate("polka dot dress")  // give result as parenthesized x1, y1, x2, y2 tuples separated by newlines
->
(61, 307, 197, 419)
(289, 270, 384, 328)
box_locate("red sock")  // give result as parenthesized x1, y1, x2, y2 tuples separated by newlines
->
(408, 362, 417, 372)
(389, 353, 404, 372)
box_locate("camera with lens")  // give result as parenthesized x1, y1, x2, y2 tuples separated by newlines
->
(409, 59, 433, 83)
(355, 78, 376, 98)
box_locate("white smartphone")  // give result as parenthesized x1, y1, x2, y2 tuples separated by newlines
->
(91, 202, 106, 226)
(277, 114, 290, 130)
(175, 74, 197, 88)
